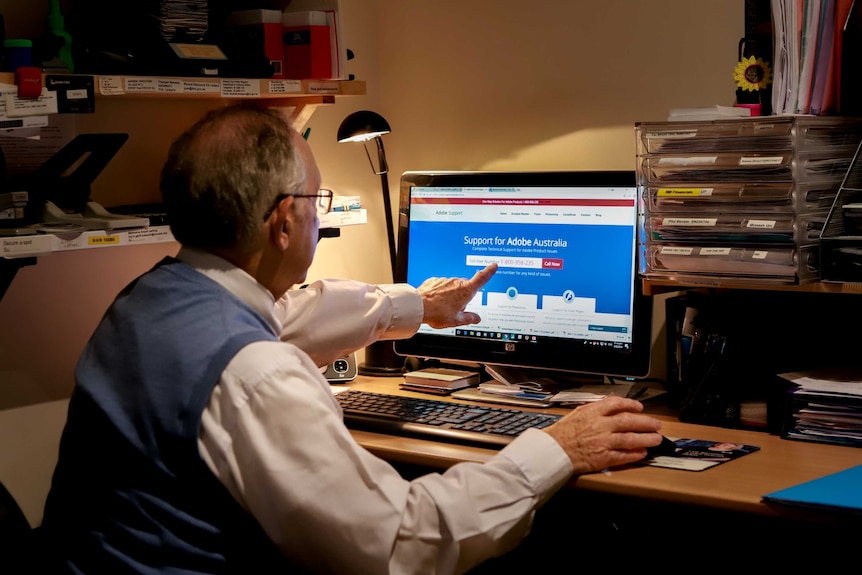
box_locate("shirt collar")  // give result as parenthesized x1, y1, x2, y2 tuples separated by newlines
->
(175, 246, 282, 333)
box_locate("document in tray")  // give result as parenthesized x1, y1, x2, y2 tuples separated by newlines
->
(778, 368, 862, 398)
(639, 438, 761, 472)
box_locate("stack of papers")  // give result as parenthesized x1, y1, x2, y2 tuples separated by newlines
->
(770, 0, 852, 115)
(778, 369, 862, 447)
(475, 381, 632, 405)
(667, 105, 751, 122)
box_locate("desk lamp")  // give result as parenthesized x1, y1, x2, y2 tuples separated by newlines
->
(337, 110, 405, 376)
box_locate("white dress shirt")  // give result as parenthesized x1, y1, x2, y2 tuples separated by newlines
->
(179, 247, 574, 575)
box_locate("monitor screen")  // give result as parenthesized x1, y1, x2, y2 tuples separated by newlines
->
(393, 170, 652, 379)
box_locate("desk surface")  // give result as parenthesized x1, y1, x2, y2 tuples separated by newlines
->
(342, 376, 862, 524)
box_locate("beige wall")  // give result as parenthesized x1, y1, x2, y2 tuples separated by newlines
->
(0, 0, 743, 408)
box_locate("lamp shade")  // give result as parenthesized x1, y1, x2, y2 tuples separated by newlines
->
(337, 110, 391, 143)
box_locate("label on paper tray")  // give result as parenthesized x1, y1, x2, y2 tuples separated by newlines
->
(700, 247, 731, 256)
(657, 188, 713, 197)
(661, 218, 717, 226)
(125, 227, 175, 244)
(745, 219, 776, 229)
(659, 246, 693, 255)
(752, 250, 768, 259)
(1, 235, 53, 256)
(86, 235, 121, 247)
(645, 130, 697, 139)
(739, 156, 784, 166)
(658, 156, 717, 165)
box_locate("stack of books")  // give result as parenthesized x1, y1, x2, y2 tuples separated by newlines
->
(399, 368, 480, 396)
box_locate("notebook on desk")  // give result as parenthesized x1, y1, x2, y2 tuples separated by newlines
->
(762, 463, 862, 514)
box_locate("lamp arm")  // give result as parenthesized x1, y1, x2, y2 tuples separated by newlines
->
(362, 138, 389, 176)
(361, 137, 396, 279)
(378, 158, 397, 280)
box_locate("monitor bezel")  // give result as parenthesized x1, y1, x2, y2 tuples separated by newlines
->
(393, 170, 653, 379)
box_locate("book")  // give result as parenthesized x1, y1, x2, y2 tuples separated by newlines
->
(763, 463, 862, 514)
(281, 11, 332, 79)
(282, 0, 347, 79)
(402, 367, 480, 389)
(399, 382, 465, 396)
(227, 9, 286, 79)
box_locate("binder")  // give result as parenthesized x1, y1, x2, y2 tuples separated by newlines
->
(763, 464, 862, 514)
(282, 12, 332, 79)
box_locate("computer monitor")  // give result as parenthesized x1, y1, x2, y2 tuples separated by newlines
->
(393, 170, 652, 381)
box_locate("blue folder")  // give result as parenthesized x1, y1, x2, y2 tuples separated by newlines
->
(763, 464, 862, 513)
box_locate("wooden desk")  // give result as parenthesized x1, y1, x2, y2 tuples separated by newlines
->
(342, 376, 862, 526)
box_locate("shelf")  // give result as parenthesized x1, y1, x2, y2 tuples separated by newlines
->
(643, 278, 862, 295)
(0, 226, 176, 259)
(0, 72, 365, 101)
(0, 73, 365, 127)
(0, 210, 366, 260)
(96, 76, 364, 102)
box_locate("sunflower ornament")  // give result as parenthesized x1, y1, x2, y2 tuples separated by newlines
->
(734, 55, 773, 92)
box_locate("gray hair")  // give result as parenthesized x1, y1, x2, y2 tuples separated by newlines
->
(160, 105, 306, 252)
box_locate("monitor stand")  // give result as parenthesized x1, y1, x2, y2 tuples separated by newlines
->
(484, 364, 607, 389)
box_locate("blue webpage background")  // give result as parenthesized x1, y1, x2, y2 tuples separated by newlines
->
(406, 220, 635, 315)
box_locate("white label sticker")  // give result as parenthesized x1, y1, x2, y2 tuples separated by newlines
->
(739, 156, 784, 166)
(658, 156, 717, 166)
(268, 80, 302, 94)
(645, 130, 697, 139)
(661, 218, 717, 227)
(659, 246, 693, 255)
(99, 77, 125, 95)
(221, 79, 261, 98)
(746, 219, 777, 229)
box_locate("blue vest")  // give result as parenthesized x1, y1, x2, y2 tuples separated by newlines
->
(42, 258, 300, 574)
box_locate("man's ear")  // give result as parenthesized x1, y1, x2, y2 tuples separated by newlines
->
(270, 196, 294, 251)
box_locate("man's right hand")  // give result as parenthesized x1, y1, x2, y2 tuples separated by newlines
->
(543, 396, 664, 475)
(417, 263, 498, 329)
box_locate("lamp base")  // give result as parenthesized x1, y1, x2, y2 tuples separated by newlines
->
(358, 340, 405, 377)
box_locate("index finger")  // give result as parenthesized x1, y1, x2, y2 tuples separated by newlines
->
(467, 263, 498, 290)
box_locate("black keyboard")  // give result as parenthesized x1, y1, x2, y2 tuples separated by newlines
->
(336, 389, 561, 448)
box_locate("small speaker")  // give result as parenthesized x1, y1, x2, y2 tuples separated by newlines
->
(321, 353, 358, 383)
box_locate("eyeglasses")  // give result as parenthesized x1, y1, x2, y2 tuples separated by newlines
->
(264, 189, 333, 220)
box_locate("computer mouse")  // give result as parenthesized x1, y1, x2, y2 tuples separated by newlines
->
(646, 435, 677, 458)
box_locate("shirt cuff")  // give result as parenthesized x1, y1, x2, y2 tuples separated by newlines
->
(499, 428, 573, 497)
(377, 283, 424, 340)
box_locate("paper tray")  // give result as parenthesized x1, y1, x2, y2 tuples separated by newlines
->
(646, 213, 825, 244)
(636, 117, 862, 156)
(640, 153, 853, 185)
(645, 243, 818, 282)
(641, 182, 837, 214)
